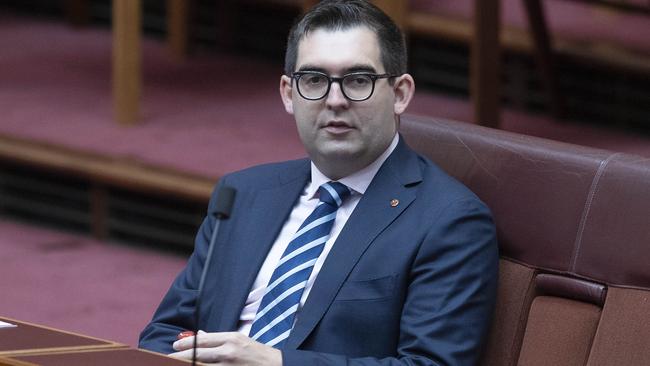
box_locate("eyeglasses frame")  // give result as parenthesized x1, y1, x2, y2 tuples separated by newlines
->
(291, 71, 397, 102)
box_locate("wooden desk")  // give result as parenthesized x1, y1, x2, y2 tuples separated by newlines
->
(0, 348, 193, 365)
(0, 317, 192, 365)
(0, 317, 124, 357)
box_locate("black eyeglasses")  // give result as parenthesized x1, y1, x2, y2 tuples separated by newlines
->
(292, 71, 396, 101)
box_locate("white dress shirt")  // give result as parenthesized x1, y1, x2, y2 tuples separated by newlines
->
(236, 134, 400, 336)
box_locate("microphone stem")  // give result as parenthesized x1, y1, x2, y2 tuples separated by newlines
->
(192, 214, 224, 366)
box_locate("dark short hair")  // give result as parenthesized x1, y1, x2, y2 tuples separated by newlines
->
(284, 0, 407, 77)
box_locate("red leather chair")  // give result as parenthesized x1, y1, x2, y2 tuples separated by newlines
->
(400, 114, 650, 365)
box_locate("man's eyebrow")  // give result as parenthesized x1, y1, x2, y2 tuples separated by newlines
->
(296, 65, 327, 73)
(345, 65, 377, 73)
(296, 64, 378, 74)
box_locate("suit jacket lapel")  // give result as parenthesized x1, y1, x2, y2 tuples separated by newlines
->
(210, 161, 310, 331)
(285, 139, 423, 349)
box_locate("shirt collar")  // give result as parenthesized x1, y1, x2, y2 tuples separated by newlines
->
(308, 134, 399, 198)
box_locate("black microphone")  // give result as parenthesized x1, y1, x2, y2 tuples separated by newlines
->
(192, 185, 236, 366)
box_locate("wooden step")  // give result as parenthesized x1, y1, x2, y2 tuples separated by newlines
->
(0, 134, 214, 202)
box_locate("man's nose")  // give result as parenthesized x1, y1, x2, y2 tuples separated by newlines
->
(326, 81, 349, 108)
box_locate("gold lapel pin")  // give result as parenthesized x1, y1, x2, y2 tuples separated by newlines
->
(390, 199, 399, 207)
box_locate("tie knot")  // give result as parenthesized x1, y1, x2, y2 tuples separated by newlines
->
(318, 182, 351, 208)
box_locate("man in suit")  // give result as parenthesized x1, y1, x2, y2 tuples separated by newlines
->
(139, 1, 498, 365)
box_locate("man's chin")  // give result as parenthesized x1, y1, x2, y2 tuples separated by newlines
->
(316, 144, 363, 160)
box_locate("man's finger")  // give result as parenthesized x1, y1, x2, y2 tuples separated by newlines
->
(168, 347, 223, 363)
(172, 331, 236, 351)
(173, 330, 205, 350)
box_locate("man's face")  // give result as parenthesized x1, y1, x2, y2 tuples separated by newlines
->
(280, 26, 413, 179)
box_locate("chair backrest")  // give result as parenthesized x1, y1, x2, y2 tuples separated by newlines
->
(400, 114, 650, 366)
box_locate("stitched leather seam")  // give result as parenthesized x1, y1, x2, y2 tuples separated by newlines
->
(570, 153, 621, 272)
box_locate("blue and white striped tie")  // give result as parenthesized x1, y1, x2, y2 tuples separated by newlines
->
(249, 181, 351, 348)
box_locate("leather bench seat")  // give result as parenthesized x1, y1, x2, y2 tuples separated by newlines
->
(400, 115, 650, 366)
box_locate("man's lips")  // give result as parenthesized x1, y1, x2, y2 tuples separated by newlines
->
(322, 121, 354, 134)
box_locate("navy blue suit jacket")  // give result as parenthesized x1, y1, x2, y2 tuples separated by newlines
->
(139, 138, 498, 366)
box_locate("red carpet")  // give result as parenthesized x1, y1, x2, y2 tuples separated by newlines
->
(0, 218, 186, 347)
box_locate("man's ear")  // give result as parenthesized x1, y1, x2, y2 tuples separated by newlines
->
(280, 75, 294, 115)
(393, 73, 415, 115)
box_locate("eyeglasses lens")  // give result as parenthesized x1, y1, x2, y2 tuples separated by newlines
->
(342, 74, 372, 100)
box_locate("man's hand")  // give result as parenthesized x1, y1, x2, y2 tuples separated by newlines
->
(169, 330, 282, 365)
